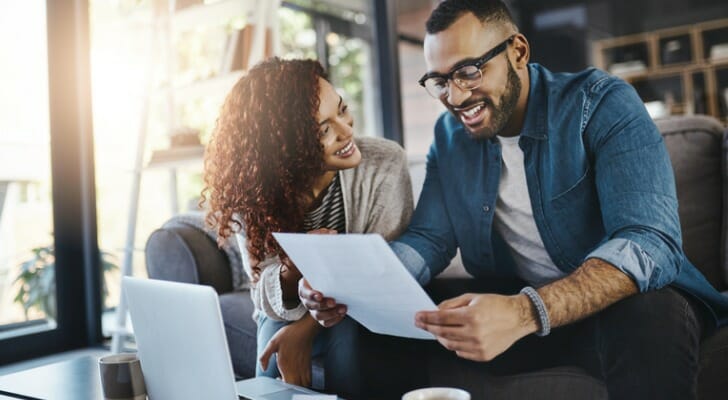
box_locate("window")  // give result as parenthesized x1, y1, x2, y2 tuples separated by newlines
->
(280, 1, 379, 137)
(0, 1, 55, 339)
(0, 0, 101, 365)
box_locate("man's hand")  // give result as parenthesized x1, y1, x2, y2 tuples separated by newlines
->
(415, 293, 538, 361)
(416, 260, 638, 362)
(258, 315, 320, 387)
(298, 278, 347, 327)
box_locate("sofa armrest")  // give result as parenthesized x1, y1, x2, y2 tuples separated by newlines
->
(145, 221, 233, 294)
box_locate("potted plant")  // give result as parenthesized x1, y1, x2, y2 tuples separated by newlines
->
(13, 245, 119, 321)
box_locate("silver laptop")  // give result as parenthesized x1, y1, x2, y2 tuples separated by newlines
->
(123, 277, 322, 400)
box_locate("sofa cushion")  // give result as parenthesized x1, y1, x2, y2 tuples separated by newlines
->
(698, 325, 728, 399)
(655, 116, 726, 291)
(146, 223, 233, 293)
(219, 292, 257, 378)
(163, 212, 248, 290)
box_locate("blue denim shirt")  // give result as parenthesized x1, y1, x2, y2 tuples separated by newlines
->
(393, 63, 728, 327)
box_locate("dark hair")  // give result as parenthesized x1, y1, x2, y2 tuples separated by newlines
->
(426, 0, 515, 34)
(202, 58, 327, 267)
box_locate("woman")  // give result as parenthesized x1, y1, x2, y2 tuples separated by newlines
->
(201, 58, 413, 397)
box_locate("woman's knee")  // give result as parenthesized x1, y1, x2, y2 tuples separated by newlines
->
(255, 315, 291, 376)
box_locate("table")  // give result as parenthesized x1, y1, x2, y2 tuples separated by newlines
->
(0, 356, 103, 400)
(0, 355, 328, 400)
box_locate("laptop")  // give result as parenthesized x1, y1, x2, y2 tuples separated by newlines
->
(123, 276, 323, 400)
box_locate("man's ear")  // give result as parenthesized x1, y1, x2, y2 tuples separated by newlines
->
(512, 34, 530, 68)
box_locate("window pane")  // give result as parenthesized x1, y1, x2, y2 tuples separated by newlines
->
(328, 33, 375, 137)
(0, 2, 56, 335)
(279, 7, 317, 59)
(280, 1, 379, 137)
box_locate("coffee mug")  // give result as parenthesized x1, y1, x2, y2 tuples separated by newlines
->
(98, 353, 147, 400)
(402, 387, 471, 400)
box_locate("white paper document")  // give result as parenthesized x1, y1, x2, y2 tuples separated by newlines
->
(273, 233, 436, 340)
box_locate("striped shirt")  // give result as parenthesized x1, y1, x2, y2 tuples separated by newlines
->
(303, 174, 346, 233)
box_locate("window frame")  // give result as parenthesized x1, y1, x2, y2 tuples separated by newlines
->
(0, 0, 102, 366)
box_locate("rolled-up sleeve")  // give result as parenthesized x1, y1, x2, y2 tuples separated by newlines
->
(393, 126, 459, 284)
(584, 81, 684, 292)
(253, 260, 307, 321)
(587, 237, 670, 292)
(390, 241, 432, 285)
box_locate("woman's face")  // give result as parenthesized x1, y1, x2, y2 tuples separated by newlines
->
(316, 78, 362, 171)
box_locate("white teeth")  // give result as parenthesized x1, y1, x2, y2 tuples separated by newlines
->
(335, 141, 353, 156)
(462, 104, 484, 118)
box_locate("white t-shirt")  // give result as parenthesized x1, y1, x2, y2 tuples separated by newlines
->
(493, 135, 566, 287)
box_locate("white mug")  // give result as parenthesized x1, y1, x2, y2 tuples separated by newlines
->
(402, 387, 471, 400)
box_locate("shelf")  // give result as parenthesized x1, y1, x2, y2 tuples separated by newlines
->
(702, 24, 728, 63)
(709, 56, 728, 67)
(146, 145, 205, 169)
(594, 17, 728, 123)
(659, 34, 692, 66)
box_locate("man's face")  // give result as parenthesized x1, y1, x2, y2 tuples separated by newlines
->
(423, 13, 521, 139)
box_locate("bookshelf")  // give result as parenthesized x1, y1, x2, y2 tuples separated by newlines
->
(593, 18, 728, 124)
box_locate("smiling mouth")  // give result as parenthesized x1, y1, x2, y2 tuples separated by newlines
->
(334, 140, 356, 157)
(454, 101, 487, 127)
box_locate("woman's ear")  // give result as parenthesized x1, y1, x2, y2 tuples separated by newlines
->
(512, 34, 530, 68)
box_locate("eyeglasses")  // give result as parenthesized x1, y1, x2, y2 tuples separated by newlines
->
(418, 35, 516, 99)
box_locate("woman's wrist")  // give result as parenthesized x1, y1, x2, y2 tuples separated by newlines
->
(297, 313, 323, 338)
(279, 260, 302, 302)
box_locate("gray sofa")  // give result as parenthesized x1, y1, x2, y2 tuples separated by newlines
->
(145, 115, 728, 399)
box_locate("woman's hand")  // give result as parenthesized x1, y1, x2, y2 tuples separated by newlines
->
(307, 228, 337, 235)
(258, 315, 321, 387)
(299, 278, 347, 327)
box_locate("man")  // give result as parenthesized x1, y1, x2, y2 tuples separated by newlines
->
(300, 1, 728, 398)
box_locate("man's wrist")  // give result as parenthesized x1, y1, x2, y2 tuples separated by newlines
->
(520, 286, 551, 336)
(515, 292, 541, 336)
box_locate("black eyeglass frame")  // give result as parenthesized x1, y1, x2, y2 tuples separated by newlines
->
(418, 34, 517, 93)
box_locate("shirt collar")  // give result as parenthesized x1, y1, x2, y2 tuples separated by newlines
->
(518, 63, 548, 141)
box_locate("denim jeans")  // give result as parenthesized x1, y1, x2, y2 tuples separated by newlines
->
(426, 278, 706, 399)
(256, 314, 361, 397)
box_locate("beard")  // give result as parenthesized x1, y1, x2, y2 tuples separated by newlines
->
(458, 60, 522, 140)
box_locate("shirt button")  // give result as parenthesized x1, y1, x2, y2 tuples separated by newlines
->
(483, 205, 491, 212)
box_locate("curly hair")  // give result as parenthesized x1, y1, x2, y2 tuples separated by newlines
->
(202, 58, 327, 267)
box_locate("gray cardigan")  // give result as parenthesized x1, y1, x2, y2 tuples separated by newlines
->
(235, 136, 414, 321)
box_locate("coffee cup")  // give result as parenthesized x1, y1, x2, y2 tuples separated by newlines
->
(402, 387, 471, 400)
(98, 353, 147, 400)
